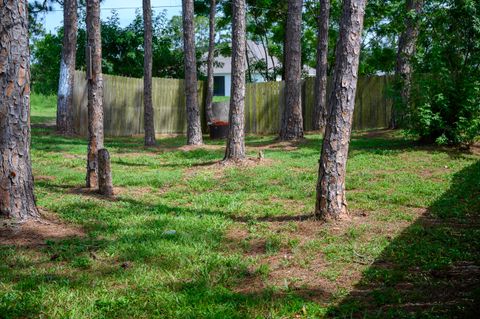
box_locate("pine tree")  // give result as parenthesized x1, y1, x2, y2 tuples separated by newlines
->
(0, 0, 39, 220)
(315, 0, 367, 220)
(182, 0, 203, 145)
(143, 0, 156, 146)
(224, 0, 247, 161)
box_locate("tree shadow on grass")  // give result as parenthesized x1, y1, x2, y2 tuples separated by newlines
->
(32, 126, 473, 162)
(232, 213, 315, 223)
(330, 161, 480, 318)
(271, 130, 474, 161)
(0, 192, 329, 318)
(32, 128, 87, 151)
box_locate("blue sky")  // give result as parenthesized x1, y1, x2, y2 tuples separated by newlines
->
(32, 0, 183, 33)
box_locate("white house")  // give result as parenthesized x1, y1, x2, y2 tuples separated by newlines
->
(209, 40, 315, 97)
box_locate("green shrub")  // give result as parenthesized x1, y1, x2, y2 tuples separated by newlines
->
(405, 0, 480, 147)
(407, 74, 480, 146)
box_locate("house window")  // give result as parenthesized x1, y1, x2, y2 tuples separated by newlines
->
(214, 76, 225, 96)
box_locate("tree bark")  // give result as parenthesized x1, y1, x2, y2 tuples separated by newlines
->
(312, 0, 330, 132)
(182, 0, 203, 145)
(315, 0, 367, 220)
(86, 0, 105, 188)
(224, 0, 246, 161)
(0, 0, 39, 220)
(246, 45, 252, 82)
(279, 0, 304, 141)
(391, 0, 423, 128)
(260, 35, 269, 81)
(98, 149, 113, 196)
(56, 0, 77, 134)
(281, 24, 287, 81)
(266, 36, 276, 79)
(143, 0, 156, 146)
(205, 0, 216, 124)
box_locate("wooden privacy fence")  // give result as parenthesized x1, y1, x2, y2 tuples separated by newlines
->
(245, 76, 393, 133)
(72, 71, 392, 136)
(72, 71, 206, 136)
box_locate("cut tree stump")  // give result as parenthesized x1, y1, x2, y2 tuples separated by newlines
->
(98, 149, 113, 196)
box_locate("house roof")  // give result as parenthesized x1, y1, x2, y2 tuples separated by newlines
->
(203, 40, 316, 77)
(245, 40, 280, 71)
(204, 40, 280, 74)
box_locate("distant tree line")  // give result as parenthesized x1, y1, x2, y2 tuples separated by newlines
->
(31, 10, 207, 95)
(29, 0, 419, 95)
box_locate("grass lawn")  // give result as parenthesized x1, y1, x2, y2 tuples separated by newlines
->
(0, 94, 479, 318)
(212, 96, 231, 103)
(29, 94, 57, 125)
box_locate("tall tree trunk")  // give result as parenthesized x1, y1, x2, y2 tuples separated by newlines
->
(252, 13, 270, 81)
(143, 0, 156, 146)
(259, 35, 269, 81)
(315, 0, 367, 220)
(0, 0, 39, 220)
(224, 0, 246, 161)
(205, 0, 216, 124)
(85, 0, 104, 188)
(281, 25, 287, 81)
(266, 36, 276, 79)
(279, 0, 304, 141)
(246, 45, 252, 82)
(312, 0, 330, 132)
(391, 0, 423, 128)
(56, 0, 77, 134)
(182, 0, 203, 145)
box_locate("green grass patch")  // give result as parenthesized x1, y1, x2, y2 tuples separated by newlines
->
(0, 98, 478, 318)
(212, 95, 230, 103)
(30, 93, 57, 125)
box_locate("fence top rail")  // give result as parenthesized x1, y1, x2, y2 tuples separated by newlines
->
(75, 70, 392, 85)
(75, 70, 202, 84)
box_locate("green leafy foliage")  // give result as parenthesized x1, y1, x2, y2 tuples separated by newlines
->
(30, 0, 424, 93)
(31, 10, 210, 94)
(407, 0, 480, 146)
(31, 33, 63, 95)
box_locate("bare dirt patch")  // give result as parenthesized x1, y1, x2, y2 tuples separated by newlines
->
(62, 153, 83, 160)
(68, 187, 118, 201)
(174, 139, 311, 154)
(184, 157, 276, 180)
(357, 129, 394, 139)
(124, 142, 223, 154)
(35, 175, 56, 182)
(470, 142, 480, 156)
(114, 186, 166, 197)
(220, 157, 276, 167)
(0, 210, 85, 247)
(226, 215, 371, 300)
(67, 186, 165, 201)
(226, 207, 425, 303)
(114, 151, 159, 158)
(114, 138, 315, 158)
(177, 144, 224, 152)
(248, 139, 310, 152)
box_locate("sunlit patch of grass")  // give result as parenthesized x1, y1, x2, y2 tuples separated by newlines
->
(30, 93, 57, 125)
